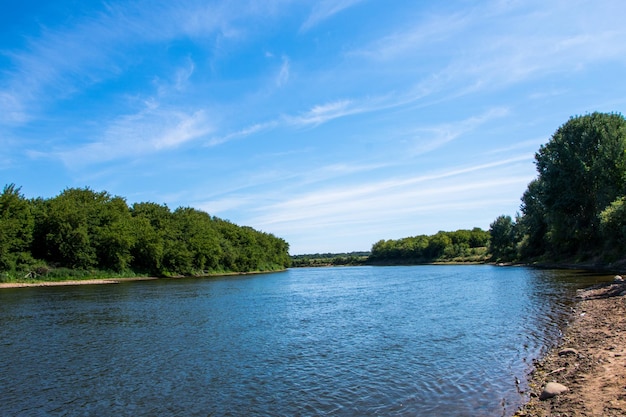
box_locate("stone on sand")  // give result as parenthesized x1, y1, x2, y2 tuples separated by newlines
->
(558, 348, 578, 357)
(539, 382, 569, 400)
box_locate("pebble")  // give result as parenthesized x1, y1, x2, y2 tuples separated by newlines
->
(558, 348, 579, 357)
(540, 382, 569, 400)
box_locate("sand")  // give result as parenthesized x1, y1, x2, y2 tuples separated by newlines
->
(0, 276, 159, 288)
(516, 279, 626, 416)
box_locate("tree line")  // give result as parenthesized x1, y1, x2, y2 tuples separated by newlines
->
(0, 186, 290, 281)
(5, 112, 622, 279)
(368, 228, 491, 263)
(489, 112, 626, 264)
(352, 112, 626, 267)
(290, 252, 371, 267)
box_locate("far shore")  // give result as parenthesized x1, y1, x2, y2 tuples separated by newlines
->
(0, 269, 286, 289)
(3, 261, 624, 289)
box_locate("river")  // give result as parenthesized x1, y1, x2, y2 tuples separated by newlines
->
(0, 265, 612, 416)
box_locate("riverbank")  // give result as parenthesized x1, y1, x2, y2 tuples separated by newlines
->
(515, 279, 626, 416)
(0, 276, 160, 288)
(0, 269, 287, 289)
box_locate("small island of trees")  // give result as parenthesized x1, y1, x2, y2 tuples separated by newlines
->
(0, 186, 291, 282)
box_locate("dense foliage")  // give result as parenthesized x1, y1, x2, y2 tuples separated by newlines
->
(0, 186, 290, 281)
(290, 252, 370, 267)
(490, 112, 626, 263)
(368, 228, 490, 263)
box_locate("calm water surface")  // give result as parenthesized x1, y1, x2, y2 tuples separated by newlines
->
(0, 265, 613, 416)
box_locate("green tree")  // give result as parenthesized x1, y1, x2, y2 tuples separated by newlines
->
(130, 202, 171, 275)
(599, 196, 626, 256)
(39, 188, 135, 270)
(469, 227, 490, 248)
(489, 215, 517, 261)
(534, 112, 626, 255)
(41, 188, 100, 269)
(0, 185, 291, 277)
(425, 231, 452, 259)
(94, 196, 134, 271)
(0, 184, 34, 270)
(172, 207, 221, 272)
(517, 179, 548, 258)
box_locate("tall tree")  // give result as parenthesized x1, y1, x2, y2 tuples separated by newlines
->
(489, 215, 517, 261)
(517, 179, 548, 258)
(41, 188, 134, 270)
(533, 112, 626, 255)
(0, 184, 34, 270)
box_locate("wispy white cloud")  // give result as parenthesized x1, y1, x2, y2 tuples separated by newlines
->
(285, 99, 358, 126)
(351, 0, 626, 102)
(352, 12, 470, 61)
(268, 155, 533, 214)
(173, 59, 196, 92)
(4, 0, 626, 254)
(210, 93, 394, 145)
(485, 137, 546, 156)
(244, 155, 536, 252)
(300, 0, 367, 32)
(409, 107, 510, 155)
(42, 53, 213, 167)
(209, 98, 369, 145)
(451, 30, 626, 93)
(0, 0, 286, 127)
(201, 154, 531, 225)
(0, 92, 28, 125)
(0, 5, 149, 125)
(255, 177, 528, 231)
(206, 120, 279, 147)
(57, 105, 213, 167)
(275, 55, 290, 87)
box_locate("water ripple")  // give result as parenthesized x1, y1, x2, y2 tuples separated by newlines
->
(0, 266, 612, 416)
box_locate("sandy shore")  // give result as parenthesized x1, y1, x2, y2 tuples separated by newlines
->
(0, 270, 286, 289)
(0, 276, 159, 288)
(516, 279, 626, 416)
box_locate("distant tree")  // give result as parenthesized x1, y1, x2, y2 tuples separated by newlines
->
(489, 215, 517, 261)
(369, 229, 490, 263)
(469, 227, 490, 248)
(426, 232, 452, 258)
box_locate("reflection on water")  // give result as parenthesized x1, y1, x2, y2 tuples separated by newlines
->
(0, 266, 612, 416)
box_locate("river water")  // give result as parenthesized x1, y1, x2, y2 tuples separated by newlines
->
(0, 265, 612, 416)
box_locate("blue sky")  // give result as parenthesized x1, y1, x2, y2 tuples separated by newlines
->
(2, 0, 626, 254)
